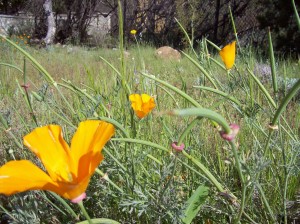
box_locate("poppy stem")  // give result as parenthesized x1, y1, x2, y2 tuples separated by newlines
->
(77, 201, 93, 224)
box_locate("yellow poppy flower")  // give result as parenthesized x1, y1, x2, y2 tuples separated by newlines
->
(219, 41, 236, 70)
(130, 29, 137, 35)
(129, 94, 155, 119)
(0, 120, 114, 203)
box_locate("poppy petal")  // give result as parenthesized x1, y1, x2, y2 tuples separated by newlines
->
(141, 94, 155, 112)
(219, 41, 236, 70)
(129, 94, 142, 111)
(70, 120, 114, 180)
(23, 125, 74, 182)
(0, 160, 57, 195)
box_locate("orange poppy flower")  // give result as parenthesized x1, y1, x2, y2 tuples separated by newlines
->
(0, 120, 115, 203)
(129, 94, 155, 119)
(219, 41, 236, 70)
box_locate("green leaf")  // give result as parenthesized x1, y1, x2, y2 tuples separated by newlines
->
(76, 218, 120, 224)
(181, 185, 209, 224)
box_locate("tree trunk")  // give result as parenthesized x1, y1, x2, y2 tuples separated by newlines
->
(214, 0, 221, 42)
(43, 0, 56, 45)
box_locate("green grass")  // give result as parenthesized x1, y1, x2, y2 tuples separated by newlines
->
(0, 38, 300, 224)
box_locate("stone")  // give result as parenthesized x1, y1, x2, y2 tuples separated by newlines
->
(155, 46, 181, 61)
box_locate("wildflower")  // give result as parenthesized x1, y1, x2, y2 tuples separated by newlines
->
(129, 94, 155, 119)
(219, 123, 239, 141)
(0, 120, 115, 203)
(130, 29, 137, 35)
(219, 41, 236, 70)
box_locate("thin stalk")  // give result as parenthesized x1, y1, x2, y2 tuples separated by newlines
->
(203, 38, 212, 69)
(157, 85, 180, 108)
(0, 62, 23, 74)
(0, 113, 9, 129)
(271, 79, 300, 125)
(206, 38, 221, 51)
(0, 127, 23, 149)
(112, 138, 225, 191)
(140, 72, 202, 108)
(95, 168, 123, 193)
(21, 59, 38, 126)
(255, 183, 276, 222)
(17, 79, 38, 126)
(175, 18, 198, 57)
(49, 192, 78, 219)
(170, 108, 231, 134)
(181, 51, 219, 89)
(103, 148, 127, 171)
(99, 56, 131, 94)
(279, 126, 288, 224)
(78, 201, 93, 224)
(268, 28, 278, 94)
(117, 0, 128, 96)
(160, 156, 178, 198)
(133, 34, 145, 72)
(181, 150, 227, 194)
(58, 81, 111, 117)
(292, 0, 300, 30)
(0, 204, 17, 222)
(178, 117, 201, 144)
(247, 67, 277, 108)
(193, 86, 241, 106)
(209, 56, 228, 72)
(228, 6, 241, 51)
(229, 141, 245, 223)
(0, 35, 76, 115)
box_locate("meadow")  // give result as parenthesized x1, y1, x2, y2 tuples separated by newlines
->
(0, 20, 300, 224)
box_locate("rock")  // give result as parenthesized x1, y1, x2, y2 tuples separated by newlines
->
(155, 46, 181, 61)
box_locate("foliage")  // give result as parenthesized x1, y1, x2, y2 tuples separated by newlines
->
(0, 0, 26, 14)
(257, 0, 300, 54)
(0, 4, 300, 222)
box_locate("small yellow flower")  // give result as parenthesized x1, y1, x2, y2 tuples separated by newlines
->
(0, 120, 115, 203)
(129, 94, 155, 119)
(130, 29, 137, 35)
(219, 41, 236, 70)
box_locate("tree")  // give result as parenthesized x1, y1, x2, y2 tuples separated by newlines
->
(43, 0, 56, 45)
(175, 0, 251, 46)
(53, 0, 114, 43)
(257, 0, 300, 54)
(0, 0, 25, 14)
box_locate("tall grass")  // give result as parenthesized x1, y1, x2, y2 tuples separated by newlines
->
(0, 3, 300, 223)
